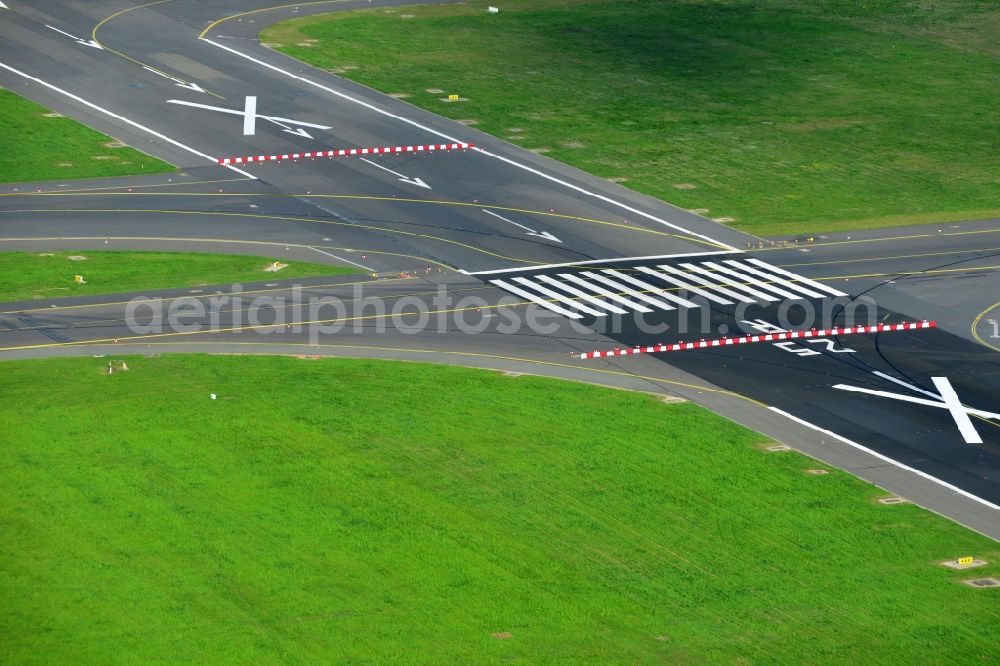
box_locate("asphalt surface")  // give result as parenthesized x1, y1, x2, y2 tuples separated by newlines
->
(1, 0, 998, 539)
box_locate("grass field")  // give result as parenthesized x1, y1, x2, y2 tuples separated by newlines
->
(264, 0, 1000, 237)
(0, 89, 173, 183)
(0, 251, 357, 302)
(1, 355, 997, 662)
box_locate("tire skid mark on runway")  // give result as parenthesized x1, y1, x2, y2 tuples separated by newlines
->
(14, 314, 72, 343)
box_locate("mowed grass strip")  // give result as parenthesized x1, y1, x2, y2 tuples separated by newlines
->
(1, 355, 997, 663)
(263, 0, 1000, 237)
(0, 89, 173, 183)
(0, 251, 358, 303)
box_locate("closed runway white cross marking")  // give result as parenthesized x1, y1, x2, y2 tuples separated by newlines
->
(832, 376, 1000, 444)
(165, 98, 331, 138)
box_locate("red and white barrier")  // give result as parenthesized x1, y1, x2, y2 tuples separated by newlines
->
(218, 142, 473, 165)
(578, 320, 936, 360)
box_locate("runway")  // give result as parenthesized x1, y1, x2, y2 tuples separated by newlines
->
(1, 0, 998, 538)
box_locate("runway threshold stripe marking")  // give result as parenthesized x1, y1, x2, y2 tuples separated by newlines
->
(723, 259, 826, 299)
(489, 279, 582, 319)
(769, 407, 1000, 514)
(558, 273, 653, 313)
(0, 62, 255, 180)
(637, 266, 734, 305)
(578, 320, 937, 359)
(218, 143, 474, 164)
(746, 258, 847, 297)
(700, 261, 802, 301)
(199, 38, 737, 251)
(511, 276, 605, 317)
(676, 262, 778, 302)
(582, 272, 678, 311)
(602, 270, 699, 309)
(536, 275, 627, 315)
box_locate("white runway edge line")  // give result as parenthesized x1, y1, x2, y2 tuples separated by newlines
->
(770, 407, 1000, 514)
(579, 320, 936, 359)
(219, 143, 473, 164)
(0, 62, 256, 180)
(199, 39, 738, 252)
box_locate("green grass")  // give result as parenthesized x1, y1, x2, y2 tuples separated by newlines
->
(1, 355, 997, 663)
(263, 0, 1000, 237)
(0, 89, 173, 183)
(0, 251, 358, 302)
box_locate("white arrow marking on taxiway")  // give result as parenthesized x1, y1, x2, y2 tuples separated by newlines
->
(481, 209, 562, 243)
(832, 376, 1000, 444)
(143, 66, 207, 94)
(0, 3, 9, 9)
(45, 25, 103, 49)
(359, 157, 431, 189)
(262, 116, 314, 139)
